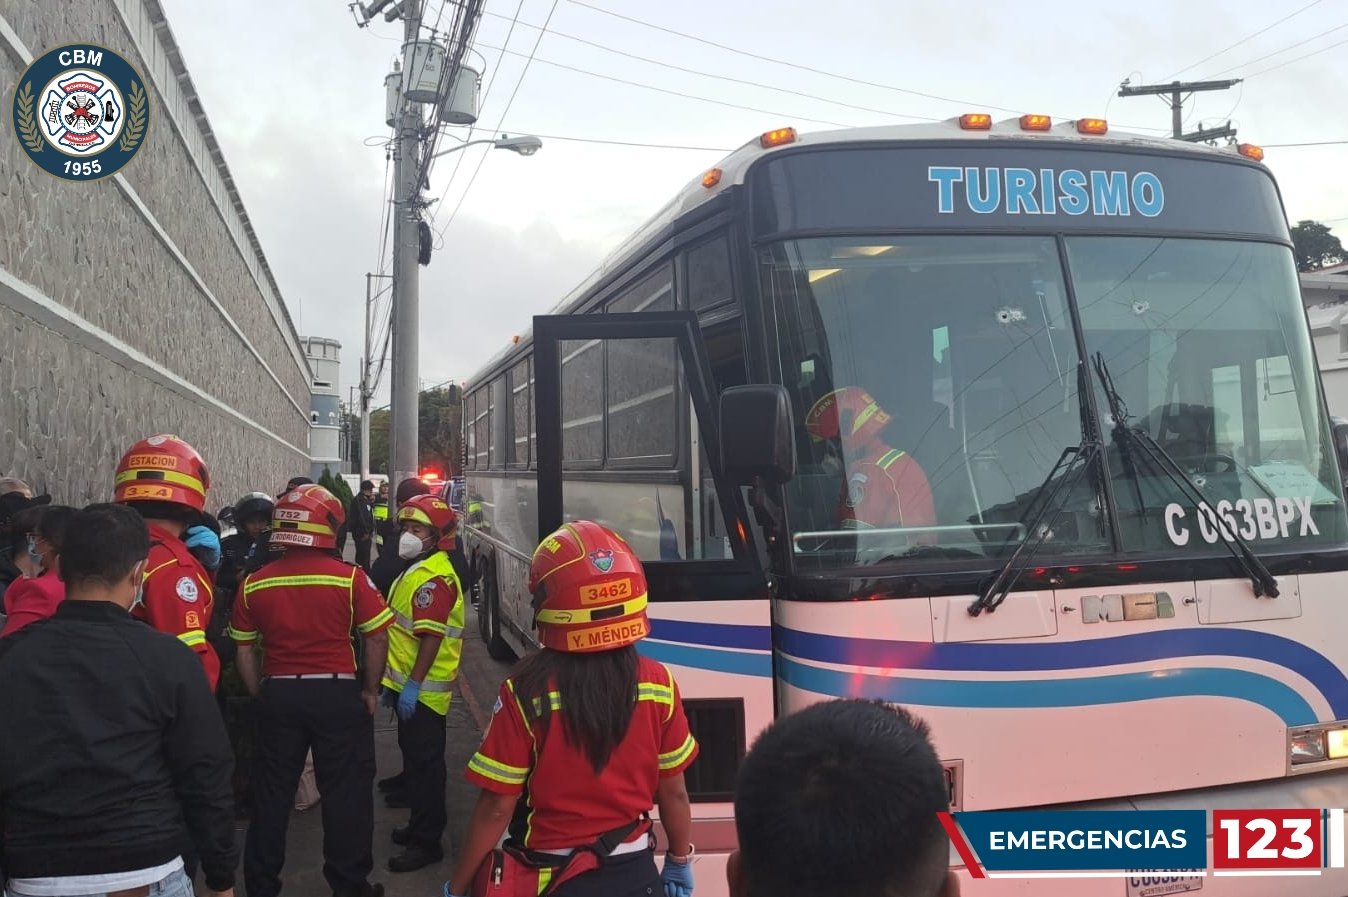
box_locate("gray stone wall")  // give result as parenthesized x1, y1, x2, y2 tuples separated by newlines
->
(0, 0, 311, 507)
(0, 306, 304, 508)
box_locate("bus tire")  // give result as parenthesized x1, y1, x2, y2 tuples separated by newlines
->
(479, 566, 516, 662)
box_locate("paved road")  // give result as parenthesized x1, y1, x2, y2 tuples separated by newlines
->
(231, 598, 515, 897)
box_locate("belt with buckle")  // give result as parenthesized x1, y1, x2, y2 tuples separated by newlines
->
(267, 673, 357, 680)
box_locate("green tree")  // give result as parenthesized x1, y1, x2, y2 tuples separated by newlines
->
(418, 386, 463, 479)
(364, 388, 462, 480)
(1291, 220, 1345, 272)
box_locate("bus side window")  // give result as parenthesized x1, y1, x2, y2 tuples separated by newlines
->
(686, 235, 734, 312)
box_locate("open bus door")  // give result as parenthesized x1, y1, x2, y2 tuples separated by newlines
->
(533, 310, 775, 875)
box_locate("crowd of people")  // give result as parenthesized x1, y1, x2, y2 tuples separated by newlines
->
(0, 436, 958, 897)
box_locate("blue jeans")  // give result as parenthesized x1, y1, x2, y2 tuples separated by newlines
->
(5, 867, 194, 897)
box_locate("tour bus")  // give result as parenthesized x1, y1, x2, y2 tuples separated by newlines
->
(460, 114, 1348, 894)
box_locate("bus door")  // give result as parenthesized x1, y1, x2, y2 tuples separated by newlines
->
(533, 310, 774, 860)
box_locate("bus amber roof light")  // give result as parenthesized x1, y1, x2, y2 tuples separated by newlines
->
(1238, 143, 1265, 162)
(1076, 118, 1109, 135)
(760, 127, 797, 149)
(1019, 114, 1052, 131)
(958, 113, 993, 131)
(702, 168, 723, 188)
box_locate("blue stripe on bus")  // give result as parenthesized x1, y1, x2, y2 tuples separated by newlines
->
(638, 639, 773, 678)
(649, 619, 773, 652)
(776, 626, 1348, 718)
(778, 656, 1318, 726)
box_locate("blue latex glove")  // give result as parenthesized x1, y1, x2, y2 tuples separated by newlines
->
(396, 680, 422, 720)
(661, 857, 693, 897)
(380, 686, 399, 709)
(443, 883, 467, 897)
(184, 525, 221, 570)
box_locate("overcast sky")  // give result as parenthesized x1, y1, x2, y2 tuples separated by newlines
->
(158, 0, 1348, 406)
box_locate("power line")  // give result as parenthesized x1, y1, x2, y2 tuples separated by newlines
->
(436, 0, 561, 240)
(563, 0, 1025, 113)
(474, 41, 860, 127)
(1264, 139, 1348, 147)
(1244, 32, 1348, 77)
(561, 0, 1167, 132)
(1205, 21, 1348, 77)
(1166, 0, 1325, 79)
(479, 9, 931, 122)
(427, 0, 526, 233)
(515, 131, 733, 151)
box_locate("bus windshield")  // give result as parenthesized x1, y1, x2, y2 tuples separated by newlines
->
(762, 234, 1348, 569)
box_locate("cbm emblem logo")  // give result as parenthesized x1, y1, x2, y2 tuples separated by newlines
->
(12, 45, 149, 181)
(1080, 592, 1176, 623)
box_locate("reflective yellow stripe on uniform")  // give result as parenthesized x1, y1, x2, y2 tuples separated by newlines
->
(536, 868, 553, 895)
(381, 551, 465, 714)
(390, 608, 465, 639)
(384, 666, 453, 692)
(243, 574, 355, 595)
(658, 733, 697, 771)
(178, 629, 207, 648)
(358, 607, 395, 634)
(467, 752, 529, 787)
(228, 625, 259, 643)
(875, 448, 906, 469)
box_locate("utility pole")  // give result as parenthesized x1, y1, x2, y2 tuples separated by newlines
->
(390, 0, 423, 502)
(1116, 78, 1241, 142)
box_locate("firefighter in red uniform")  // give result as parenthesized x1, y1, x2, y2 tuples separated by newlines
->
(805, 387, 936, 533)
(113, 434, 222, 689)
(228, 484, 393, 897)
(443, 520, 698, 897)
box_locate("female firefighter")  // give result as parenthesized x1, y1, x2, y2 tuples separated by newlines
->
(442, 520, 698, 897)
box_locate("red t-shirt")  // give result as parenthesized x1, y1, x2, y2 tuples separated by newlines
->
(840, 446, 936, 531)
(133, 524, 219, 689)
(230, 548, 393, 676)
(1, 571, 64, 637)
(465, 655, 699, 849)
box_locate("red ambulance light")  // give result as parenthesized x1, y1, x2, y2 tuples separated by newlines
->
(760, 127, 797, 149)
(958, 113, 993, 131)
(1238, 143, 1265, 162)
(1076, 118, 1109, 135)
(702, 168, 723, 188)
(1019, 114, 1052, 131)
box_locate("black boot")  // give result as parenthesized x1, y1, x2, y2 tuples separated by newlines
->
(376, 773, 405, 793)
(391, 826, 411, 847)
(388, 845, 444, 873)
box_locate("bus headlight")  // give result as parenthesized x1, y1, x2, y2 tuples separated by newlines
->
(1287, 721, 1348, 767)
(1290, 731, 1326, 765)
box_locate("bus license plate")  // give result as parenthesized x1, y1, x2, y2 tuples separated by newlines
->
(1125, 872, 1203, 897)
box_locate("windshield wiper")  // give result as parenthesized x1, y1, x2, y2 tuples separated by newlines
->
(1092, 353, 1279, 598)
(969, 363, 1103, 617)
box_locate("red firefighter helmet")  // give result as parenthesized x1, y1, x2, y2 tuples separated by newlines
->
(396, 494, 458, 550)
(804, 387, 891, 447)
(528, 521, 649, 654)
(114, 435, 211, 512)
(271, 484, 345, 550)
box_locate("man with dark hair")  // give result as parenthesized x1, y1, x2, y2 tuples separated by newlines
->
(349, 480, 377, 571)
(729, 699, 958, 897)
(0, 504, 237, 897)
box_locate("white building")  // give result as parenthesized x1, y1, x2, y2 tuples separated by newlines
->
(1302, 262, 1348, 420)
(302, 336, 348, 480)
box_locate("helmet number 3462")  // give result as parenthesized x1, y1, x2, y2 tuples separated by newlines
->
(11, 45, 150, 181)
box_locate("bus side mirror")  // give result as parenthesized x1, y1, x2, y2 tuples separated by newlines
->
(720, 385, 796, 486)
(1335, 422, 1348, 476)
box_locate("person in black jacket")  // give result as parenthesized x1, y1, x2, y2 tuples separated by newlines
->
(0, 504, 237, 897)
(348, 480, 377, 571)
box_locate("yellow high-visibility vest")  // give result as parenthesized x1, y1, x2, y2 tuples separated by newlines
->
(381, 551, 464, 715)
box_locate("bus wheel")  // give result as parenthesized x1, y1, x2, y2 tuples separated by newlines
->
(479, 568, 516, 662)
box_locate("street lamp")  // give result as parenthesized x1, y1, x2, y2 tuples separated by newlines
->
(431, 133, 542, 160)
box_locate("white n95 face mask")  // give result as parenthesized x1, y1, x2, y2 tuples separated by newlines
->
(398, 531, 426, 560)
